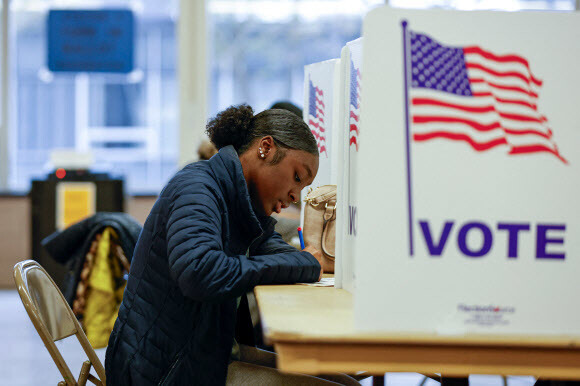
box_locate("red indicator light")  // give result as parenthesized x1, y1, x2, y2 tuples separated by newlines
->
(55, 168, 66, 179)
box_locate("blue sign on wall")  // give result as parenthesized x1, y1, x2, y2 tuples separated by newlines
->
(47, 9, 134, 73)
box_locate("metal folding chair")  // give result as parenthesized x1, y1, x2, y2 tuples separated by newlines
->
(13, 259, 106, 386)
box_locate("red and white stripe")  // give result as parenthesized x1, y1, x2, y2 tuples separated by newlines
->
(308, 86, 327, 156)
(349, 68, 361, 151)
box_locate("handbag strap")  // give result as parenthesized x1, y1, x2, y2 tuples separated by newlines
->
(321, 202, 336, 260)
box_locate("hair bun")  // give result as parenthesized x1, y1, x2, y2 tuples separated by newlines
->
(205, 104, 254, 151)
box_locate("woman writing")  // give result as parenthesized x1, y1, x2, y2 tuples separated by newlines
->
(105, 105, 355, 385)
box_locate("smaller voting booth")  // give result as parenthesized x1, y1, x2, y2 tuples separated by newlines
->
(302, 44, 363, 291)
(335, 39, 363, 293)
(348, 7, 580, 335)
(302, 59, 341, 211)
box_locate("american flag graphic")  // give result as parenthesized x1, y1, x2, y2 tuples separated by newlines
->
(349, 60, 361, 151)
(408, 30, 567, 164)
(308, 79, 327, 156)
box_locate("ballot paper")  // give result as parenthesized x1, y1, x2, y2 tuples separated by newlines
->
(298, 277, 335, 287)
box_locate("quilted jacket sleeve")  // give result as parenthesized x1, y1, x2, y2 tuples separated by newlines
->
(165, 183, 320, 303)
(253, 231, 300, 255)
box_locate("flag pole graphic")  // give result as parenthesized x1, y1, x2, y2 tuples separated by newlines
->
(402, 20, 414, 256)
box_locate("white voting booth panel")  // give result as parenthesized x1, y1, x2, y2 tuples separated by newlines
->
(336, 39, 363, 293)
(302, 60, 341, 205)
(301, 59, 343, 284)
(354, 7, 580, 335)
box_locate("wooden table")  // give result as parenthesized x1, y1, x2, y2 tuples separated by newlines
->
(254, 284, 580, 380)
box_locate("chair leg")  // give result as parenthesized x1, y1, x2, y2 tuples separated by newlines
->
(422, 373, 442, 383)
(78, 360, 92, 386)
(441, 376, 469, 385)
(372, 374, 385, 386)
(419, 375, 430, 386)
(87, 373, 103, 386)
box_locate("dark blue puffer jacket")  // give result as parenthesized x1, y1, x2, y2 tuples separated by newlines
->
(105, 145, 320, 385)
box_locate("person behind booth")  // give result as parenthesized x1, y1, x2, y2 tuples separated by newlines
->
(105, 105, 359, 385)
(270, 100, 303, 118)
(197, 139, 218, 160)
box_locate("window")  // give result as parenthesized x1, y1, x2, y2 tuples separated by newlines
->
(0, 0, 7, 190)
(207, 0, 384, 116)
(9, 0, 179, 193)
(389, 0, 574, 11)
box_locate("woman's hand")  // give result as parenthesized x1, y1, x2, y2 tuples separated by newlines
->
(303, 245, 324, 281)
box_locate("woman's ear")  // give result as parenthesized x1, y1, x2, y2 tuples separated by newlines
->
(258, 136, 275, 160)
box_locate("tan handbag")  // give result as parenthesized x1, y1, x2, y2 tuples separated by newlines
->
(303, 185, 336, 273)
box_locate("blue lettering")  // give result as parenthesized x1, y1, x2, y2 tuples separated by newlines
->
(419, 220, 454, 256)
(417, 220, 566, 260)
(536, 224, 566, 259)
(457, 222, 493, 257)
(497, 223, 530, 258)
(348, 205, 357, 236)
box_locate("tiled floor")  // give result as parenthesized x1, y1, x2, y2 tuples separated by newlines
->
(0, 289, 536, 386)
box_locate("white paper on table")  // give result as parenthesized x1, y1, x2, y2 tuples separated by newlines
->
(298, 277, 335, 287)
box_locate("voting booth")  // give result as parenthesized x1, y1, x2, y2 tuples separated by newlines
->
(301, 59, 341, 214)
(345, 7, 580, 335)
(335, 39, 363, 293)
(302, 54, 364, 290)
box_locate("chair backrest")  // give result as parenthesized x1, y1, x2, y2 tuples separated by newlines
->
(14, 260, 106, 386)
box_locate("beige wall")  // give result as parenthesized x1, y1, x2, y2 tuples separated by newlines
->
(0, 195, 157, 288)
(0, 197, 31, 288)
(125, 196, 157, 225)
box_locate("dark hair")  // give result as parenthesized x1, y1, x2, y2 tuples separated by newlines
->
(205, 104, 318, 164)
(269, 101, 303, 118)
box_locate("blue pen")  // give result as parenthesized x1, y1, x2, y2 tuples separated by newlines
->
(297, 227, 305, 249)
